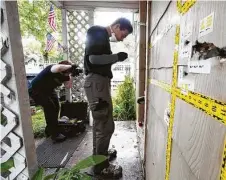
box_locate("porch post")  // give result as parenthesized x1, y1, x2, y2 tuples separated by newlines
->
(137, 1, 147, 124)
(61, 8, 72, 102)
(143, 0, 152, 173)
(1, 1, 38, 179)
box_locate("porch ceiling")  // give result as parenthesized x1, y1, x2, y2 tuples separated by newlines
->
(52, 1, 139, 11)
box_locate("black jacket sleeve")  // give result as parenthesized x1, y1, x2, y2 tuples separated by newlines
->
(85, 27, 118, 65)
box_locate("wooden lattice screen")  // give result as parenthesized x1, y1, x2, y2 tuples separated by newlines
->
(67, 10, 94, 101)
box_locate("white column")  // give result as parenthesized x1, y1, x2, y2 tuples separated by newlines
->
(1, 1, 38, 179)
(61, 8, 72, 102)
(87, 9, 94, 126)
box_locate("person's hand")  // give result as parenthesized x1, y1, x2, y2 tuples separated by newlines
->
(117, 52, 128, 62)
(71, 64, 78, 72)
(70, 64, 83, 77)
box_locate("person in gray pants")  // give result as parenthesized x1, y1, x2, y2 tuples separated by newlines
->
(83, 18, 133, 178)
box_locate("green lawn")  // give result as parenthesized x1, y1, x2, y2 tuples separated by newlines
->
(32, 107, 46, 138)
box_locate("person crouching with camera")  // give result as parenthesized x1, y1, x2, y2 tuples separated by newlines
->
(28, 60, 82, 143)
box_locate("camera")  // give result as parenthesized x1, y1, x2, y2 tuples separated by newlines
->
(69, 64, 83, 77)
(62, 64, 83, 77)
(71, 68, 83, 77)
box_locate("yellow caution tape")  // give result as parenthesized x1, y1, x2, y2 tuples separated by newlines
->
(149, 23, 226, 179)
(165, 94, 176, 180)
(177, 0, 197, 15)
(149, 79, 171, 93)
(149, 2, 225, 179)
(149, 79, 226, 125)
(175, 88, 226, 124)
(221, 137, 226, 180)
(150, 78, 226, 179)
(164, 25, 180, 180)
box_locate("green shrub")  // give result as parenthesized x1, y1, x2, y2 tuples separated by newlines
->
(113, 76, 136, 121)
(32, 107, 46, 138)
(2, 107, 45, 138)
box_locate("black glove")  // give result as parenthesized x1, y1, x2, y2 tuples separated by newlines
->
(117, 52, 128, 62)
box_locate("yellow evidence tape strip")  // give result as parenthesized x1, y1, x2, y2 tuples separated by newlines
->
(176, 1, 226, 178)
(165, 25, 180, 180)
(150, 78, 226, 179)
(150, 2, 225, 178)
(220, 137, 226, 180)
(149, 78, 226, 179)
(177, 0, 197, 15)
(149, 79, 226, 125)
(150, 23, 226, 179)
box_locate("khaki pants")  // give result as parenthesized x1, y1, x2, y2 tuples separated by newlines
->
(84, 73, 115, 171)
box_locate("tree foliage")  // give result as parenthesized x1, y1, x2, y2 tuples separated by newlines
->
(113, 76, 136, 121)
(18, 0, 62, 59)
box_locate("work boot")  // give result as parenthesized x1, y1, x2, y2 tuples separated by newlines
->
(51, 133, 66, 143)
(108, 149, 117, 161)
(100, 164, 123, 179)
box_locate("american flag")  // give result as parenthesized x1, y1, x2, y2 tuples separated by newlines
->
(48, 4, 57, 31)
(45, 33, 56, 52)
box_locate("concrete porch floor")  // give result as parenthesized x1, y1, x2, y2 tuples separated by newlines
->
(66, 121, 144, 180)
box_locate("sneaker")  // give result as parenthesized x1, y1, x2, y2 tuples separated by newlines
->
(100, 164, 122, 179)
(51, 133, 66, 143)
(108, 149, 117, 161)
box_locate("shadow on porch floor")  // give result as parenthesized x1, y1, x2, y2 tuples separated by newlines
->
(66, 121, 144, 180)
(35, 121, 144, 180)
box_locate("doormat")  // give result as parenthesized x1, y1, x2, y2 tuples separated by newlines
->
(36, 132, 87, 168)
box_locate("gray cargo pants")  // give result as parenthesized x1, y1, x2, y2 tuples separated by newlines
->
(84, 73, 115, 171)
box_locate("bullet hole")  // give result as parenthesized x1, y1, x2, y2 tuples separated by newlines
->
(167, 111, 170, 118)
(184, 40, 190, 45)
(192, 40, 226, 60)
(183, 72, 188, 76)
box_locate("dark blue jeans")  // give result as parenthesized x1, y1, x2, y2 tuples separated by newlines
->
(29, 90, 60, 136)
